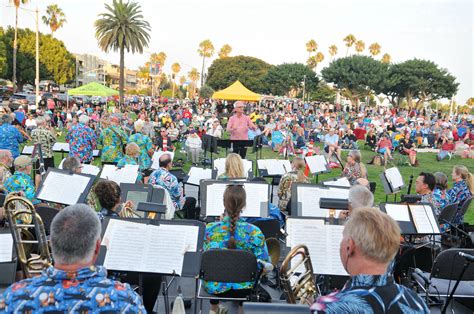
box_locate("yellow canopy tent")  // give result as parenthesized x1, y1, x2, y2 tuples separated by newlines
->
(212, 80, 261, 101)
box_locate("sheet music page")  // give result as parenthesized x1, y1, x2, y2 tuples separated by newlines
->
(38, 172, 90, 205)
(409, 205, 440, 234)
(385, 204, 411, 222)
(213, 158, 226, 176)
(286, 218, 325, 247)
(242, 183, 268, 217)
(266, 160, 285, 175)
(0, 233, 13, 262)
(187, 167, 213, 186)
(257, 159, 267, 170)
(323, 177, 351, 188)
(81, 164, 101, 176)
(145, 225, 186, 275)
(151, 151, 175, 169)
(385, 167, 404, 190)
(100, 165, 139, 184)
(53, 142, 70, 151)
(159, 224, 199, 252)
(282, 160, 292, 173)
(298, 185, 329, 217)
(328, 187, 350, 199)
(305, 155, 327, 174)
(22, 146, 34, 154)
(205, 183, 228, 216)
(93, 150, 100, 157)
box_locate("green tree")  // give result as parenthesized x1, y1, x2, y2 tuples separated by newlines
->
(305, 39, 318, 58)
(343, 34, 356, 56)
(10, 0, 29, 92)
(188, 68, 200, 98)
(263, 63, 318, 97)
(206, 55, 272, 93)
(218, 44, 232, 58)
(321, 55, 387, 108)
(328, 45, 338, 61)
(95, 0, 151, 104)
(0, 28, 7, 78)
(199, 85, 214, 98)
(42, 4, 67, 37)
(309, 82, 336, 102)
(197, 39, 214, 86)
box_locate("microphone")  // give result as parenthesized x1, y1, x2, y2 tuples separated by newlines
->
(413, 268, 431, 286)
(458, 252, 474, 262)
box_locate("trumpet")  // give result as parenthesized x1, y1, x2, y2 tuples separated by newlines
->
(119, 201, 141, 218)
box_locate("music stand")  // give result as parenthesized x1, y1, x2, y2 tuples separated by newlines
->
(380, 167, 405, 202)
(201, 135, 218, 168)
(0, 231, 16, 286)
(291, 183, 350, 218)
(120, 183, 154, 213)
(304, 155, 330, 183)
(257, 159, 291, 203)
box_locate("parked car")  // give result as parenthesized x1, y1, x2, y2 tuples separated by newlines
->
(0, 87, 13, 102)
(8, 93, 36, 111)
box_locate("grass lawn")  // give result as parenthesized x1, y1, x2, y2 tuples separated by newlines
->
(27, 132, 474, 224)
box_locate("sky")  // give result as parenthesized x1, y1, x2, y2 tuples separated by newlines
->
(1, 0, 472, 103)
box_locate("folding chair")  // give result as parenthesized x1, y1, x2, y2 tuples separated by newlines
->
(36, 206, 60, 235)
(458, 197, 472, 220)
(438, 203, 459, 226)
(194, 249, 261, 314)
(251, 219, 280, 240)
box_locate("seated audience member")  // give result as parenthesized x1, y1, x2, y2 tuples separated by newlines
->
(437, 138, 455, 161)
(295, 127, 306, 149)
(185, 129, 202, 166)
(218, 153, 246, 179)
(277, 157, 308, 213)
(376, 133, 393, 161)
(62, 156, 82, 174)
(432, 172, 449, 216)
(339, 184, 374, 219)
(311, 208, 429, 313)
(448, 165, 473, 224)
(324, 128, 341, 161)
(154, 127, 175, 152)
(415, 171, 437, 209)
(398, 132, 417, 166)
(365, 129, 377, 151)
(207, 120, 223, 138)
(342, 150, 367, 185)
(204, 185, 270, 314)
(116, 142, 142, 182)
(279, 134, 295, 156)
(0, 149, 14, 192)
(3, 156, 38, 204)
(341, 129, 358, 149)
(0, 204, 145, 313)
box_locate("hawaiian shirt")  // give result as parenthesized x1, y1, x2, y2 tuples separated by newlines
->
(0, 163, 12, 192)
(31, 127, 57, 158)
(99, 126, 128, 163)
(3, 171, 38, 204)
(128, 132, 152, 170)
(311, 273, 429, 313)
(203, 217, 270, 294)
(116, 155, 142, 182)
(0, 266, 145, 313)
(149, 168, 184, 210)
(447, 180, 472, 224)
(432, 187, 449, 216)
(97, 207, 120, 222)
(66, 123, 97, 163)
(0, 123, 25, 158)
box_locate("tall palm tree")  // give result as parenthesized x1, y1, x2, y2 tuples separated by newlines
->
(305, 39, 318, 58)
(95, 0, 150, 105)
(179, 75, 186, 86)
(381, 53, 391, 64)
(171, 62, 181, 97)
(188, 68, 200, 98)
(343, 34, 356, 56)
(306, 56, 317, 70)
(218, 44, 232, 58)
(197, 39, 214, 87)
(42, 4, 67, 37)
(10, 0, 29, 92)
(355, 40, 365, 54)
(369, 43, 381, 57)
(328, 45, 338, 61)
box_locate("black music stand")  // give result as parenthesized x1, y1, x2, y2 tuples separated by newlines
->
(217, 139, 232, 155)
(201, 135, 218, 168)
(380, 167, 405, 203)
(252, 135, 264, 175)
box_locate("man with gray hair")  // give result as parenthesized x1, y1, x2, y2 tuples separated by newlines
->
(226, 101, 256, 158)
(66, 114, 97, 163)
(0, 114, 25, 158)
(62, 156, 82, 174)
(0, 204, 145, 312)
(31, 115, 57, 185)
(339, 184, 375, 219)
(0, 149, 13, 192)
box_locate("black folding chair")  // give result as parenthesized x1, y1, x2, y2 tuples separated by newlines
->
(194, 249, 261, 314)
(438, 203, 459, 226)
(251, 219, 281, 240)
(458, 197, 472, 220)
(36, 206, 60, 235)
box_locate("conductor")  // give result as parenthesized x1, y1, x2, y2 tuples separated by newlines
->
(226, 101, 256, 158)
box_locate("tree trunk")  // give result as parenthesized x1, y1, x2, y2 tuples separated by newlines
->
(13, 7, 18, 92)
(119, 45, 125, 106)
(200, 57, 205, 87)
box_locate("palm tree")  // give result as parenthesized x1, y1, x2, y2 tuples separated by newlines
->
(218, 44, 232, 58)
(171, 62, 181, 98)
(306, 56, 317, 70)
(381, 53, 391, 64)
(343, 34, 356, 56)
(95, 0, 151, 105)
(355, 40, 365, 54)
(305, 39, 318, 58)
(197, 39, 214, 87)
(10, 0, 29, 92)
(369, 43, 381, 57)
(42, 4, 67, 37)
(328, 45, 338, 61)
(179, 75, 186, 86)
(188, 68, 200, 98)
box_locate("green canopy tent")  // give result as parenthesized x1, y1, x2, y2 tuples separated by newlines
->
(66, 82, 118, 108)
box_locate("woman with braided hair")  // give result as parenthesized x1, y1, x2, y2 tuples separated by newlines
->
(203, 185, 270, 314)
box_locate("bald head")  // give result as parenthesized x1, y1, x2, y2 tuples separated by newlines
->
(158, 153, 173, 169)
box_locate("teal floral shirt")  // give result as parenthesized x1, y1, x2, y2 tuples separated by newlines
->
(203, 217, 270, 294)
(116, 155, 142, 182)
(3, 172, 38, 204)
(99, 126, 128, 163)
(128, 132, 153, 170)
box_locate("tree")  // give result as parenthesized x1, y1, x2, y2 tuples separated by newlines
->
(328, 45, 338, 61)
(308, 52, 325, 72)
(197, 39, 214, 87)
(171, 62, 181, 97)
(218, 44, 232, 58)
(95, 0, 151, 104)
(305, 39, 318, 58)
(199, 85, 214, 98)
(343, 34, 356, 56)
(309, 82, 336, 103)
(10, 0, 29, 92)
(0, 28, 7, 78)
(42, 4, 67, 37)
(381, 53, 391, 64)
(188, 68, 200, 98)
(150, 51, 166, 67)
(206, 55, 272, 93)
(355, 40, 365, 54)
(179, 75, 186, 86)
(369, 43, 381, 57)
(321, 55, 388, 108)
(263, 63, 319, 97)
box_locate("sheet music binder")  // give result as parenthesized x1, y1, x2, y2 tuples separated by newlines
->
(200, 180, 269, 218)
(183, 167, 217, 186)
(36, 168, 96, 205)
(304, 155, 331, 175)
(52, 142, 100, 157)
(257, 159, 291, 176)
(0, 230, 16, 285)
(380, 202, 440, 235)
(380, 167, 405, 194)
(291, 183, 350, 218)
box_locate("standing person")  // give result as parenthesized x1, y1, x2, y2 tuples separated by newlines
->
(99, 116, 128, 165)
(66, 115, 97, 164)
(185, 129, 202, 166)
(0, 149, 13, 192)
(0, 114, 25, 159)
(226, 101, 256, 158)
(128, 120, 153, 176)
(154, 127, 175, 152)
(30, 116, 57, 185)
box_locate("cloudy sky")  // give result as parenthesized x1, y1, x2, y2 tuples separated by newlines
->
(1, 0, 472, 102)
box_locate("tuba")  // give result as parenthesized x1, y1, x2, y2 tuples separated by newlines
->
(280, 244, 319, 304)
(4, 193, 52, 278)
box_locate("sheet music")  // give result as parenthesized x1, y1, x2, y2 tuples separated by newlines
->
(22, 146, 34, 155)
(58, 159, 100, 176)
(205, 183, 228, 216)
(385, 167, 404, 190)
(258, 159, 291, 175)
(93, 150, 100, 157)
(385, 204, 411, 222)
(151, 151, 175, 169)
(214, 158, 252, 177)
(38, 171, 91, 205)
(305, 155, 328, 174)
(53, 142, 70, 152)
(100, 164, 139, 184)
(186, 167, 213, 186)
(243, 183, 268, 217)
(160, 224, 200, 252)
(323, 177, 351, 188)
(410, 205, 440, 234)
(286, 220, 347, 276)
(103, 220, 187, 275)
(0, 233, 13, 262)
(297, 185, 349, 217)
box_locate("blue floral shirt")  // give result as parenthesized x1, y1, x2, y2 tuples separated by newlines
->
(3, 172, 38, 204)
(203, 217, 270, 294)
(117, 155, 142, 182)
(99, 126, 128, 163)
(432, 187, 449, 216)
(66, 123, 97, 163)
(447, 180, 472, 224)
(149, 168, 184, 210)
(128, 132, 153, 170)
(0, 266, 145, 313)
(311, 273, 429, 313)
(0, 123, 25, 158)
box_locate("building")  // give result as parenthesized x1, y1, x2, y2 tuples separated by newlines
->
(104, 64, 138, 91)
(74, 53, 107, 86)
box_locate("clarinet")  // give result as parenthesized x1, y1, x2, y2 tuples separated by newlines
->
(406, 174, 414, 195)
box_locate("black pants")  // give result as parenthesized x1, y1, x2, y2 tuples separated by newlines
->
(233, 144, 247, 159)
(119, 272, 162, 313)
(182, 197, 200, 220)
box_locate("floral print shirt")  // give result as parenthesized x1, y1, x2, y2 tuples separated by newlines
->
(311, 273, 429, 313)
(149, 168, 184, 210)
(0, 123, 25, 158)
(278, 171, 308, 211)
(30, 127, 57, 158)
(99, 126, 128, 163)
(3, 172, 38, 204)
(66, 123, 97, 163)
(0, 266, 145, 313)
(128, 132, 153, 170)
(203, 217, 270, 294)
(432, 187, 449, 216)
(447, 180, 472, 224)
